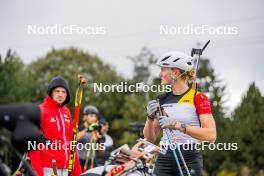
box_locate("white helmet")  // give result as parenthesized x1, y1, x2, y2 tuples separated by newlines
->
(157, 51, 195, 71)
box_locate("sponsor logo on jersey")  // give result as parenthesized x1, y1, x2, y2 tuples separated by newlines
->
(50, 117, 56, 123)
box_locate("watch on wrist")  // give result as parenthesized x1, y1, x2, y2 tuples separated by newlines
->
(180, 123, 187, 133)
(147, 115, 155, 120)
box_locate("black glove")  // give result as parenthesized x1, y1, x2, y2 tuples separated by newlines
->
(87, 122, 100, 132)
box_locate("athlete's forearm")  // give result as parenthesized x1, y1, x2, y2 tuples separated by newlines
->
(185, 125, 216, 143)
(143, 119, 153, 141)
(143, 118, 160, 143)
(77, 130, 86, 141)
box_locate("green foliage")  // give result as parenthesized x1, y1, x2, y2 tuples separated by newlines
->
(226, 83, 264, 175)
(1, 48, 263, 175)
(25, 47, 129, 146)
(216, 170, 238, 176)
(195, 58, 228, 174)
(0, 49, 28, 171)
(204, 82, 264, 175)
(0, 49, 30, 103)
(26, 48, 124, 110)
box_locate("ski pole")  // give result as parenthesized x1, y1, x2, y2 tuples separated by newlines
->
(68, 74, 87, 175)
(157, 99, 191, 176)
(168, 127, 191, 176)
(12, 152, 27, 176)
(156, 99, 184, 176)
(174, 139, 191, 176)
(83, 131, 97, 171)
(52, 159, 58, 176)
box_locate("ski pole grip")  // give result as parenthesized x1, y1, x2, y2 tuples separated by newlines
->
(78, 74, 88, 84)
(156, 98, 164, 116)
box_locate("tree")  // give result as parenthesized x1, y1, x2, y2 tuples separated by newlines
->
(195, 58, 228, 175)
(26, 48, 124, 111)
(225, 83, 264, 175)
(25, 48, 130, 147)
(0, 49, 29, 103)
(0, 49, 33, 172)
(0, 48, 130, 171)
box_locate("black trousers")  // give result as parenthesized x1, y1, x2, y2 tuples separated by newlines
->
(153, 145, 203, 176)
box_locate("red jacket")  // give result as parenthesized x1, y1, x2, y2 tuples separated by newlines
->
(28, 96, 82, 176)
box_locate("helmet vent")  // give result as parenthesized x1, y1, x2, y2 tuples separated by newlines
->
(162, 63, 169, 66)
(161, 56, 170, 61)
(173, 58, 180, 62)
(187, 62, 192, 65)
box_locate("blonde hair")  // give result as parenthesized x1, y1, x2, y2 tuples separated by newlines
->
(180, 68, 196, 83)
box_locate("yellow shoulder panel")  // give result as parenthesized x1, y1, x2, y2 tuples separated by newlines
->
(178, 89, 196, 105)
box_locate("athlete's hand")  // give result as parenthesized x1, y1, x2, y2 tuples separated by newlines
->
(158, 116, 179, 129)
(146, 100, 158, 119)
(87, 122, 100, 132)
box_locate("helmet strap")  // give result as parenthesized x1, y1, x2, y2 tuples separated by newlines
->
(170, 69, 187, 85)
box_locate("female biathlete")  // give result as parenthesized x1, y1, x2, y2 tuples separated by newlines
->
(143, 51, 217, 176)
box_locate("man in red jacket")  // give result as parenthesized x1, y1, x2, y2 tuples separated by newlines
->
(28, 76, 82, 176)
